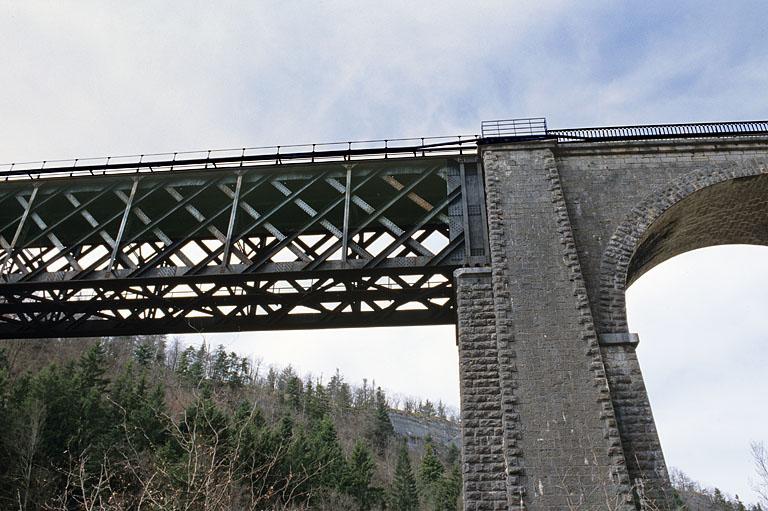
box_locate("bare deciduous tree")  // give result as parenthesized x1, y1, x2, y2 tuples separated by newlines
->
(14, 399, 46, 511)
(98, 392, 329, 510)
(751, 441, 768, 507)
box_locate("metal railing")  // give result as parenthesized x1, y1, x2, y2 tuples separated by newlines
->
(3, 119, 768, 182)
(0, 135, 479, 181)
(481, 117, 547, 138)
(548, 120, 768, 142)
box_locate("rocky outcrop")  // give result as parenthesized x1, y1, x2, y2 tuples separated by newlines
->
(388, 411, 460, 448)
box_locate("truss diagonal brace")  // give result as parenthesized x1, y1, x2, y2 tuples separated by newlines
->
(18, 195, 83, 273)
(110, 178, 139, 271)
(223, 173, 243, 266)
(363, 187, 461, 269)
(309, 166, 440, 270)
(270, 178, 373, 261)
(245, 168, 387, 273)
(1, 187, 38, 276)
(342, 165, 353, 263)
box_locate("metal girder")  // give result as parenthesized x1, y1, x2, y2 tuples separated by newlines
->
(0, 270, 457, 337)
(0, 157, 489, 338)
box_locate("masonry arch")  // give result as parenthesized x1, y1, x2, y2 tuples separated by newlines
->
(597, 162, 768, 334)
(592, 162, 768, 507)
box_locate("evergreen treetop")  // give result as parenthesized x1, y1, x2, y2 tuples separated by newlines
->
(390, 442, 419, 511)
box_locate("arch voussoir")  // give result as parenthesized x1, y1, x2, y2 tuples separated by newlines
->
(597, 160, 768, 334)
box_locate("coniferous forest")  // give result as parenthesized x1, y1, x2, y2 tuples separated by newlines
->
(0, 336, 462, 510)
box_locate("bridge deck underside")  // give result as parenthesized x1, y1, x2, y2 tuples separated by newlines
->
(0, 157, 487, 338)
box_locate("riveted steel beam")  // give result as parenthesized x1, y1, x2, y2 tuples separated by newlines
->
(0, 157, 488, 338)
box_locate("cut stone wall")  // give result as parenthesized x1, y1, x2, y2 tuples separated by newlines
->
(601, 343, 675, 508)
(552, 137, 768, 333)
(480, 144, 633, 510)
(596, 163, 768, 334)
(483, 157, 527, 507)
(455, 268, 508, 510)
(461, 135, 768, 510)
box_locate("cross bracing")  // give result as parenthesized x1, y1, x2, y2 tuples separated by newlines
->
(0, 157, 489, 338)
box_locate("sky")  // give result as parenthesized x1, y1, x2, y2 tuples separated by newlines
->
(1, 0, 767, 503)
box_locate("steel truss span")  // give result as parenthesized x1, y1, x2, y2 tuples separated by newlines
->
(0, 157, 489, 338)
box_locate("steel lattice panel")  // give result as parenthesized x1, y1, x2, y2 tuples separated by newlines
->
(0, 157, 488, 338)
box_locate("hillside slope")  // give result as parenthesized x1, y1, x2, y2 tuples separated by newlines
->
(0, 336, 462, 510)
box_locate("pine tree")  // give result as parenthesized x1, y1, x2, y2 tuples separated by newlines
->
(284, 374, 303, 410)
(176, 345, 193, 376)
(0, 339, 472, 509)
(303, 379, 314, 417)
(435, 462, 462, 511)
(389, 443, 419, 511)
(346, 440, 377, 510)
(437, 400, 447, 419)
(419, 399, 436, 417)
(112, 364, 167, 451)
(445, 443, 460, 466)
(77, 341, 109, 390)
(311, 417, 346, 489)
(419, 442, 444, 485)
(75, 342, 114, 460)
(133, 340, 154, 368)
(419, 441, 445, 509)
(227, 352, 247, 387)
(177, 345, 205, 384)
(211, 344, 229, 383)
(24, 363, 79, 465)
(712, 488, 734, 510)
(278, 415, 294, 442)
(307, 381, 330, 420)
(328, 368, 352, 413)
(190, 343, 208, 382)
(262, 366, 273, 387)
(369, 387, 394, 455)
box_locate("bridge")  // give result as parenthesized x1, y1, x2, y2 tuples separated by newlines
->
(2, 119, 767, 510)
(0, 142, 489, 337)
